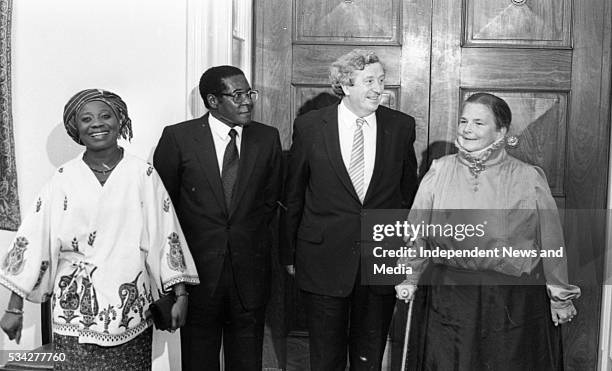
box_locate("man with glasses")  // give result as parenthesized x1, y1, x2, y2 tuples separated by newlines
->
(154, 65, 282, 370)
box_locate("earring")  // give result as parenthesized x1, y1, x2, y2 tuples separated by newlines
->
(506, 135, 518, 147)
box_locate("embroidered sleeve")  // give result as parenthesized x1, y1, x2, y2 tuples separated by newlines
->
(532, 166, 580, 302)
(0, 183, 55, 303)
(141, 165, 199, 293)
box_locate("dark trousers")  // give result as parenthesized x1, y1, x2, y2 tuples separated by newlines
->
(302, 280, 396, 371)
(181, 256, 265, 371)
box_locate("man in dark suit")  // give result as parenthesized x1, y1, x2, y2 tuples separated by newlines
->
(154, 66, 282, 370)
(282, 50, 418, 370)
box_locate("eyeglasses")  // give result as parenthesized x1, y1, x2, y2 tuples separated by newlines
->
(219, 90, 259, 103)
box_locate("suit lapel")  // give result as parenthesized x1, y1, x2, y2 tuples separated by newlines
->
(229, 124, 260, 217)
(363, 107, 388, 204)
(321, 105, 361, 203)
(192, 114, 228, 214)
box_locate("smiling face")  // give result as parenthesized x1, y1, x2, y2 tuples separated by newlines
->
(209, 74, 253, 126)
(76, 101, 120, 151)
(341, 62, 385, 117)
(457, 102, 507, 152)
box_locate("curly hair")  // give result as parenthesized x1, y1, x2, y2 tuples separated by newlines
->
(329, 50, 382, 96)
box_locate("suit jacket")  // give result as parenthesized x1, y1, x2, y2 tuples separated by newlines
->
(154, 114, 282, 309)
(282, 103, 418, 297)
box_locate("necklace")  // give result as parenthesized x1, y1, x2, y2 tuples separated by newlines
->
(89, 163, 119, 175)
(84, 148, 124, 175)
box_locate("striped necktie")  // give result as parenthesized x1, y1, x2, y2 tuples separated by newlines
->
(348, 118, 365, 203)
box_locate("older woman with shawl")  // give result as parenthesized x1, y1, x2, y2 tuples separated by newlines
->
(395, 93, 580, 370)
(0, 89, 199, 370)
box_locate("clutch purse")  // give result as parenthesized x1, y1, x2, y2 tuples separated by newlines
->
(149, 294, 176, 330)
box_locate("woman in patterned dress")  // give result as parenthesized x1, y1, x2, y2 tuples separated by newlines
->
(0, 89, 199, 370)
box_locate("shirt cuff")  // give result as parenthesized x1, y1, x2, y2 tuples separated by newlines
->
(547, 283, 581, 302)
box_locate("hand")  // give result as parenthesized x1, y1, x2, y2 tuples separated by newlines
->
(0, 312, 23, 344)
(285, 265, 295, 276)
(170, 296, 188, 332)
(395, 283, 417, 303)
(550, 300, 577, 326)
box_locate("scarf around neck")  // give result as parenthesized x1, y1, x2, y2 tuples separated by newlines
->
(455, 136, 506, 176)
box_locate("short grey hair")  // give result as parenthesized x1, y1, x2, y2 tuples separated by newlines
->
(329, 49, 382, 96)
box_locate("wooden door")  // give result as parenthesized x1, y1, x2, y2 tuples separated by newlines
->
(253, 1, 611, 369)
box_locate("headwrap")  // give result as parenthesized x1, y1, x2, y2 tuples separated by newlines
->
(62, 89, 133, 145)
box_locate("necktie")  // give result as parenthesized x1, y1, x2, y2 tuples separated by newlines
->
(348, 118, 365, 203)
(221, 128, 239, 209)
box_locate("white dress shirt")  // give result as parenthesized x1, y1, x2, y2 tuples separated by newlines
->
(337, 100, 377, 198)
(209, 113, 243, 174)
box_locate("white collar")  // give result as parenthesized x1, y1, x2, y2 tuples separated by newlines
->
(209, 113, 243, 140)
(339, 100, 376, 128)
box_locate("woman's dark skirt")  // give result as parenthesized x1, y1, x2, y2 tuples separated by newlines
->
(53, 327, 152, 370)
(407, 264, 563, 371)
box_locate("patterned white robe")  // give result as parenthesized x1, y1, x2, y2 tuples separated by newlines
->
(0, 153, 199, 346)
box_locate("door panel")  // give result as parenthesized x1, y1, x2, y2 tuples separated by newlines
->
(294, 0, 401, 44)
(464, 0, 572, 48)
(460, 49, 572, 88)
(254, 0, 611, 369)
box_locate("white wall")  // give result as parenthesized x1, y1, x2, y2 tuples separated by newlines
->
(0, 1, 191, 369)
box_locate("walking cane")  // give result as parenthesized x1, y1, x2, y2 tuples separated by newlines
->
(400, 290, 414, 371)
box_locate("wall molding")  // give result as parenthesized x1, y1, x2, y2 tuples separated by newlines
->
(186, 0, 232, 119)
